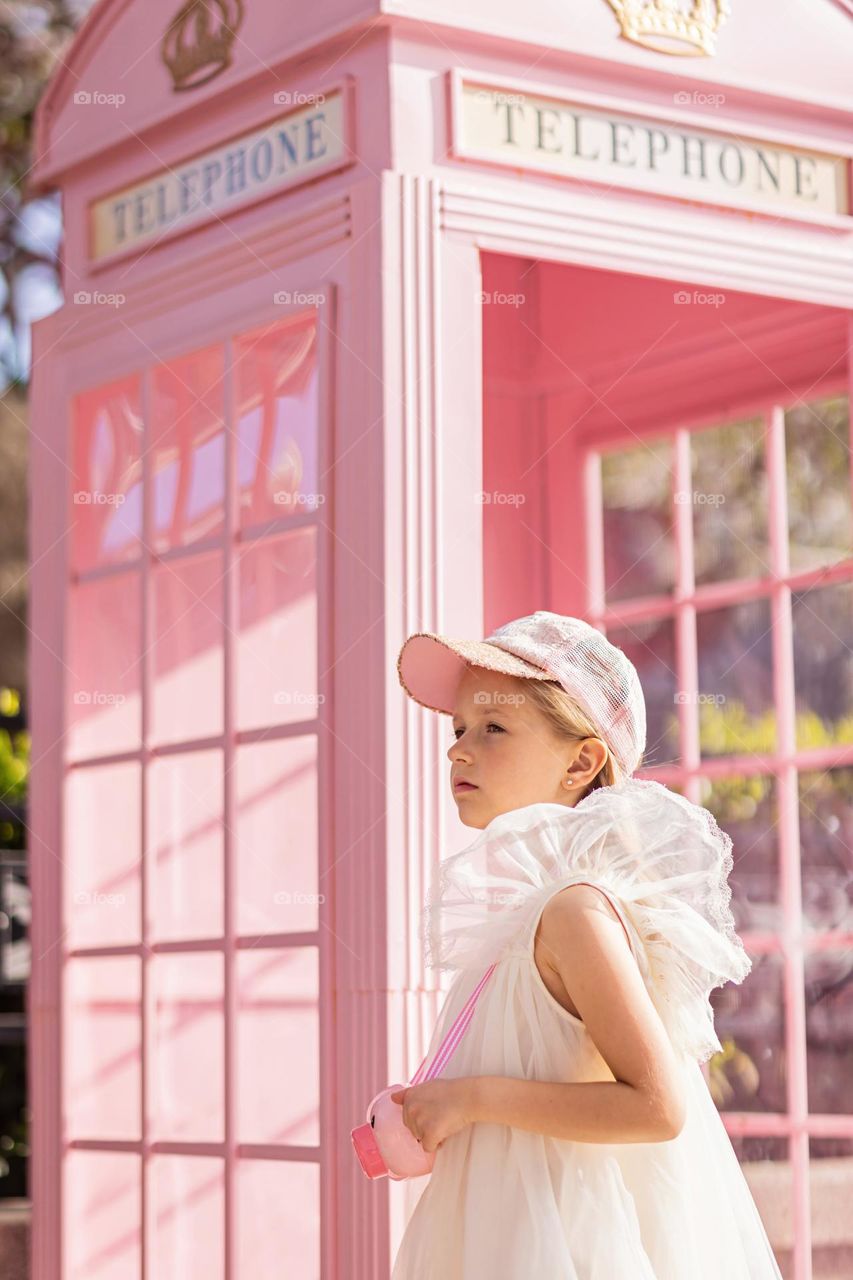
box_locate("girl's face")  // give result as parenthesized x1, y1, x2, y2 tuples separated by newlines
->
(447, 666, 609, 829)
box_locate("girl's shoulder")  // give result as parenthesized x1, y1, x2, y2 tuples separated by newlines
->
(421, 776, 752, 1063)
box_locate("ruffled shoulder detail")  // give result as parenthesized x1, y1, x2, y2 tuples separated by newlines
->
(420, 776, 752, 1063)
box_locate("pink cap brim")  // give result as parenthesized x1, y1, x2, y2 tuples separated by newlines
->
(397, 632, 547, 715)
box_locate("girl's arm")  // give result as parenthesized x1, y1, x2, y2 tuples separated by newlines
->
(472, 883, 687, 1144)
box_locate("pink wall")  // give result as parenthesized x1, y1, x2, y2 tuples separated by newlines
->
(28, 1, 853, 1277)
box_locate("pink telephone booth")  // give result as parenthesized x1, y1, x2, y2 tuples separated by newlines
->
(27, 0, 853, 1277)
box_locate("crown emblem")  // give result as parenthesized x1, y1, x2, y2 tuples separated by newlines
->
(605, 0, 731, 57)
(161, 0, 244, 92)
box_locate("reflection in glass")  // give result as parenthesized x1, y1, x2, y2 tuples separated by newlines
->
(64, 1150, 141, 1280)
(792, 582, 853, 751)
(147, 751, 223, 943)
(727, 1137, 790, 1278)
(66, 571, 142, 760)
(150, 344, 225, 553)
(65, 762, 141, 949)
(786, 394, 851, 574)
(710, 951, 786, 1114)
(237, 1160, 320, 1277)
(150, 952, 224, 1143)
(237, 947, 319, 1145)
(601, 439, 674, 603)
(64, 956, 141, 1141)
(236, 527, 318, 732)
(151, 552, 224, 746)
(605, 616, 678, 767)
(805, 951, 853, 1116)
(691, 416, 768, 586)
(696, 599, 775, 758)
(235, 312, 321, 529)
(810, 1136, 853, 1280)
(699, 774, 780, 932)
(799, 769, 853, 934)
(71, 375, 143, 574)
(148, 1155, 224, 1280)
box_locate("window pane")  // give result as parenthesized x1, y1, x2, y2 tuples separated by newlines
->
(237, 1159, 320, 1277)
(711, 952, 786, 1114)
(235, 311, 322, 530)
(810, 1136, 853, 1280)
(700, 775, 781, 932)
(697, 599, 776, 759)
(728, 1137, 791, 1278)
(601, 439, 675, 603)
(65, 1150, 140, 1280)
(786, 394, 851, 574)
(805, 951, 853, 1116)
(792, 582, 853, 752)
(799, 768, 853, 934)
(151, 552, 224, 746)
(150, 344, 225, 553)
(237, 947, 319, 1145)
(147, 751, 223, 943)
(150, 953, 224, 1142)
(71, 375, 143, 574)
(66, 571, 141, 760)
(235, 736, 319, 936)
(690, 416, 768, 586)
(65, 956, 140, 1141)
(148, 1155, 224, 1280)
(605, 617, 678, 767)
(236, 527, 318, 732)
(65, 762, 141, 948)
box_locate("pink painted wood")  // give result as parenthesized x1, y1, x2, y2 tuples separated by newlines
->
(26, 1, 853, 1278)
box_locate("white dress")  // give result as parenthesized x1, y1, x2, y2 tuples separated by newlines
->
(390, 777, 783, 1279)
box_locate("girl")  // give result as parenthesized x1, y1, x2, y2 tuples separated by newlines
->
(389, 610, 783, 1279)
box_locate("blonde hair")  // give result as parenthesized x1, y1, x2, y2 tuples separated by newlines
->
(518, 677, 631, 797)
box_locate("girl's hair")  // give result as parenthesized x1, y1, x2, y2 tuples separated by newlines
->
(519, 678, 630, 797)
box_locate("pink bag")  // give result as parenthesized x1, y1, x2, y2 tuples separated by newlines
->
(351, 964, 496, 1180)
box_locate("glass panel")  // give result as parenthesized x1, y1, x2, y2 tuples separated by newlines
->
(236, 527, 318, 732)
(150, 952, 224, 1142)
(805, 951, 853, 1115)
(600, 439, 675, 603)
(65, 956, 140, 1141)
(792, 582, 853, 752)
(237, 947, 319, 1145)
(699, 775, 781, 932)
(66, 571, 141, 760)
(696, 599, 776, 759)
(605, 616, 678, 767)
(710, 951, 786, 1114)
(65, 762, 141, 948)
(147, 750, 223, 944)
(728, 1137, 791, 1279)
(151, 552, 224, 746)
(150, 344, 225, 553)
(148, 1155, 224, 1280)
(237, 1159, 320, 1277)
(786, 394, 851, 574)
(235, 736, 319, 936)
(810, 1136, 853, 1280)
(799, 768, 853, 934)
(71, 375, 143, 574)
(235, 311, 322, 529)
(65, 1150, 140, 1280)
(691, 416, 768, 586)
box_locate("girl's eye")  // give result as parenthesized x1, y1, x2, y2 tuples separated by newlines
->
(451, 722, 505, 740)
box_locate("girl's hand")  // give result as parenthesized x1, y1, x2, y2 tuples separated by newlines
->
(389, 1078, 478, 1154)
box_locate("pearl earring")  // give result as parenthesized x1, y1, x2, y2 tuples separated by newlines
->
(564, 778, 573, 787)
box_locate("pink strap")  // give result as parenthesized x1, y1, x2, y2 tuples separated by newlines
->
(410, 963, 496, 1085)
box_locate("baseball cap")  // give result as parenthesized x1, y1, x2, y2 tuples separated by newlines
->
(396, 610, 646, 778)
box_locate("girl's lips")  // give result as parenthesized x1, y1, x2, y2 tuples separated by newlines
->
(454, 781, 478, 792)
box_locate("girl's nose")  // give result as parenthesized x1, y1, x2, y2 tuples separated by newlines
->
(447, 737, 472, 763)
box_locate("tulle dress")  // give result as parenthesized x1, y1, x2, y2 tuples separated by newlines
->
(390, 776, 783, 1279)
